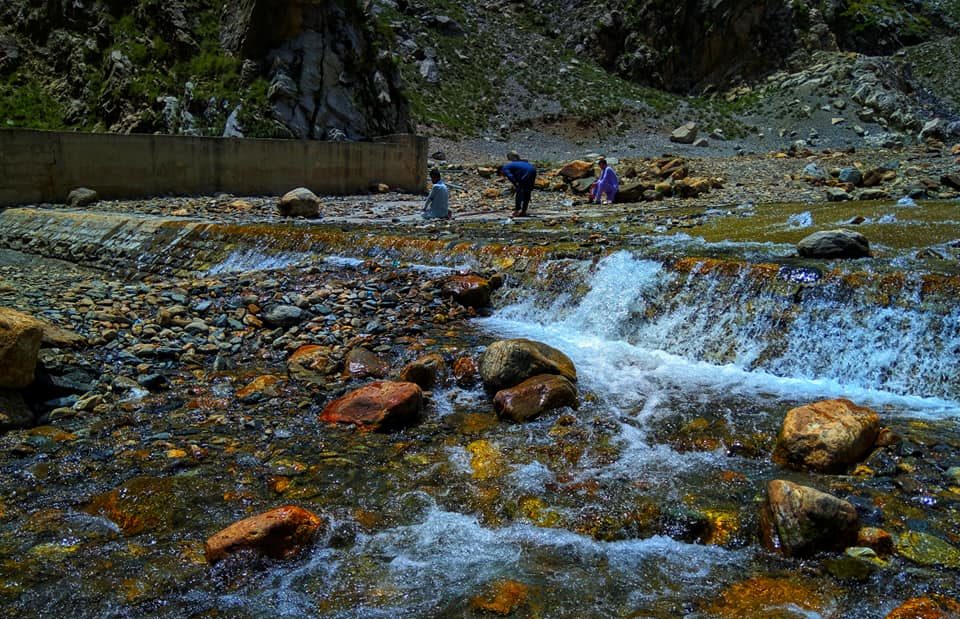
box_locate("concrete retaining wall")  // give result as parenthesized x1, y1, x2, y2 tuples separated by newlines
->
(0, 129, 427, 206)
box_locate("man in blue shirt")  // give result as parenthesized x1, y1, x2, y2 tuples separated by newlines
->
(498, 151, 537, 217)
(423, 168, 451, 219)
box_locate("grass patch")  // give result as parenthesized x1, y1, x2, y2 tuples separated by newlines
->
(0, 72, 67, 130)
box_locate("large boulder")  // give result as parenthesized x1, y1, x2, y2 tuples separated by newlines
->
(479, 339, 577, 392)
(759, 479, 859, 557)
(557, 160, 595, 181)
(441, 275, 491, 309)
(772, 398, 880, 473)
(797, 229, 870, 259)
(493, 374, 578, 422)
(204, 505, 325, 564)
(319, 381, 422, 431)
(0, 308, 44, 389)
(277, 187, 320, 218)
(67, 187, 99, 207)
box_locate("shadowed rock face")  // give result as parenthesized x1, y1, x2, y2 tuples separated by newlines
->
(220, 0, 410, 140)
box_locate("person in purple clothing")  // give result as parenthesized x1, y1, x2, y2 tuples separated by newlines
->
(498, 150, 537, 217)
(589, 157, 619, 204)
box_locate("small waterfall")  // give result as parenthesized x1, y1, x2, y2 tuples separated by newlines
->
(483, 251, 960, 413)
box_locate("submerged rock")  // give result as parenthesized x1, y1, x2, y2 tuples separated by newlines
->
(344, 346, 389, 380)
(493, 374, 578, 422)
(204, 505, 325, 565)
(797, 229, 870, 259)
(0, 307, 44, 389)
(773, 398, 880, 473)
(319, 380, 422, 431)
(479, 338, 577, 392)
(759, 479, 859, 557)
(277, 187, 321, 218)
(885, 595, 960, 619)
(895, 530, 960, 569)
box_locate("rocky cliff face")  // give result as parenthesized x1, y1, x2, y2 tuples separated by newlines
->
(220, 0, 409, 140)
(0, 0, 410, 139)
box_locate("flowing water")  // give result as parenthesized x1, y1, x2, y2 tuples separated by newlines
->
(1, 205, 959, 617)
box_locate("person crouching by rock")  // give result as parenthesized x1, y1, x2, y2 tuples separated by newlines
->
(423, 168, 452, 219)
(499, 151, 537, 217)
(589, 157, 618, 205)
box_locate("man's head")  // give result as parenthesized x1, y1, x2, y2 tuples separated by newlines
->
(598, 158, 607, 168)
(430, 168, 441, 182)
(506, 151, 520, 161)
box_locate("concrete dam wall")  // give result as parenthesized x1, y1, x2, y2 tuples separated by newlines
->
(0, 129, 427, 206)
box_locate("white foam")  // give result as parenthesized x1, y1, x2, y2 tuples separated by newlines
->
(206, 249, 310, 274)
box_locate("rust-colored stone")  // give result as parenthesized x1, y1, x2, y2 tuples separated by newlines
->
(235, 374, 285, 400)
(441, 274, 492, 308)
(708, 575, 836, 618)
(399, 353, 446, 390)
(319, 381, 422, 431)
(557, 160, 594, 181)
(452, 355, 479, 386)
(204, 505, 324, 564)
(857, 526, 894, 556)
(470, 579, 531, 615)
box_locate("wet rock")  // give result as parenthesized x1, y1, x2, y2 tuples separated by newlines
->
(773, 398, 880, 473)
(319, 381, 422, 431)
(797, 229, 870, 259)
(0, 389, 33, 431)
(452, 355, 479, 387)
(895, 530, 960, 568)
(67, 187, 99, 208)
(941, 174, 960, 191)
(557, 160, 594, 181)
(470, 579, 532, 616)
(287, 344, 337, 385)
(399, 353, 446, 390)
(0, 307, 44, 389)
(344, 347, 389, 379)
(670, 121, 698, 144)
(440, 274, 491, 308)
(39, 322, 87, 349)
(759, 479, 859, 557)
(479, 338, 577, 392)
(885, 595, 960, 619)
(493, 374, 578, 422)
(263, 304, 305, 327)
(708, 575, 838, 618)
(857, 526, 894, 555)
(236, 374, 285, 402)
(277, 187, 321, 218)
(204, 505, 325, 565)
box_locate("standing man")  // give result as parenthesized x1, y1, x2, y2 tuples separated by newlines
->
(423, 168, 451, 219)
(499, 151, 537, 217)
(589, 157, 619, 204)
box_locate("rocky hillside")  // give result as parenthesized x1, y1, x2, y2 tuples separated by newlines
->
(1, 0, 959, 143)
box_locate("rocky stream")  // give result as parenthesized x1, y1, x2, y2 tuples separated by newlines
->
(1, 151, 960, 617)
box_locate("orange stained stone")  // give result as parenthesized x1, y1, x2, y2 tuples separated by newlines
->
(204, 505, 325, 564)
(467, 440, 506, 480)
(269, 476, 291, 494)
(885, 596, 960, 619)
(471, 579, 531, 616)
(708, 576, 835, 618)
(235, 374, 285, 399)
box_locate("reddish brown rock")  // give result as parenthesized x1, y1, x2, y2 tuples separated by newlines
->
(772, 398, 880, 473)
(343, 346, 389, 379)
(399, 353, 447, 390)
(0, 307, 44, 389)
(452, 355, 479, 387)
(441, 275, 491, 308)
(494, 374, 578, 422)
(470, 579, 532, 615)
(319, 381, 422, 431)
(885, 596, 960, 619)
(759, 479, 859, 557)
(204, 505, 325, 564)
(557, 160, 594, 181)
(857, 526, 894, 556)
